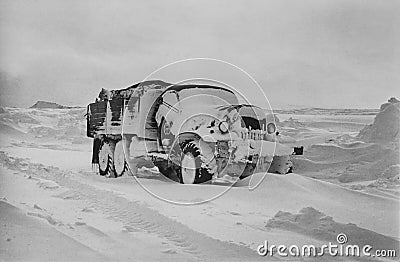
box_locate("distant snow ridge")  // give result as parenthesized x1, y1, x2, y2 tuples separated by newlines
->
(30, 101, 81, 109)
(358, 97, 400, 142)
(281, 117, 305, 128)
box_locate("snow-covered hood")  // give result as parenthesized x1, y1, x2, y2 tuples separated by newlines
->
(157, 103, 244, 141)
(182, 106, 235, 132)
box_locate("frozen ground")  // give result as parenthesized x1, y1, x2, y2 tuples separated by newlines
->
(0, 104, 399, 261)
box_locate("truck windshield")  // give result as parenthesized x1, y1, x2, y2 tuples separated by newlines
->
(177, 87, 238, 106)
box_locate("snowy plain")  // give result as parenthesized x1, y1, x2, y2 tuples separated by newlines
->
(0, 103, 399, 261)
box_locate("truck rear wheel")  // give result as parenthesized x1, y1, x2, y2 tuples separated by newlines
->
(114, 140, 128, 176)
(98, 140, 116, 178)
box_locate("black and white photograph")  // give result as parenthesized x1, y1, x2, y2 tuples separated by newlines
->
(0, 0, 399, 261)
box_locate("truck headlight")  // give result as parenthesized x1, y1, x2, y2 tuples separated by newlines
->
(267, 123, 276, 134)
(218, 121, 229, 134)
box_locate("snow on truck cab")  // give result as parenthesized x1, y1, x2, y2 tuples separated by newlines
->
(86, 80, 301, 184)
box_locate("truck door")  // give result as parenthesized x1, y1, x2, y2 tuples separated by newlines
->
(137, 89, 165, 139)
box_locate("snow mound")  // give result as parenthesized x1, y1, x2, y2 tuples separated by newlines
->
(266, 207, 399, 252)
(358, 98, 400, 142)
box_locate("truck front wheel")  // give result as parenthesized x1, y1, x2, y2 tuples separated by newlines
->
(181, 152, 197, 184)
(179, 141, 213, 184)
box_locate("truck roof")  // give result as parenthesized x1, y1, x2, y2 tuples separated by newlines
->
(164, 84, 234, 94)
(116, 80, 172, 92)
(115, 80, 234, 94)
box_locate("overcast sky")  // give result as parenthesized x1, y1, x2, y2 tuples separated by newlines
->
(0, 0, 399, 108)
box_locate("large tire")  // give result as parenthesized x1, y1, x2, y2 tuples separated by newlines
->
(114, 140, 129, 177)
(179, 141, 213, 184)
(98, 140, 116, 178)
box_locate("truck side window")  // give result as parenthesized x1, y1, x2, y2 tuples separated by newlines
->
(161, 91, 179, 112)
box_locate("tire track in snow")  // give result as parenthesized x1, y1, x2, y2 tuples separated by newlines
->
(0, 152, 267, 261)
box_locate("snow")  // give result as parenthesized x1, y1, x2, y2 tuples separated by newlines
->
(358, 100, 400, 142)
(0, 201, 109, 262)
(0, 105, 399, 261)
(265, 207, 399, 253)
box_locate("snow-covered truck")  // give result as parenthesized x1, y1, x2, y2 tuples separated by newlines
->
(86, 80, 301, 183)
